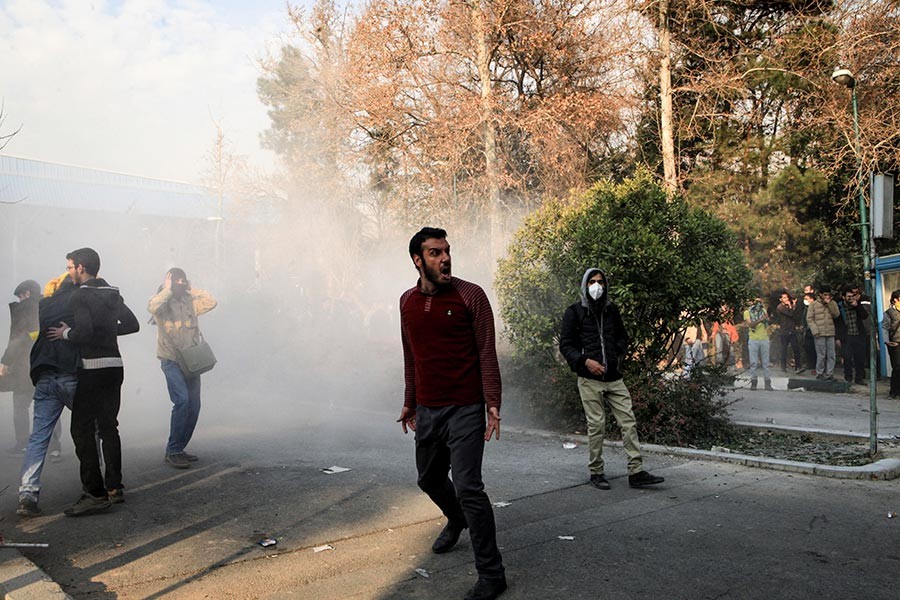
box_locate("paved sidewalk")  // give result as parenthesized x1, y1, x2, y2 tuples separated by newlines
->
(727, 371, 900, 439)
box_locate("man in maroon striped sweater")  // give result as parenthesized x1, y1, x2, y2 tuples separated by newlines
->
(397, 227, 507, 600)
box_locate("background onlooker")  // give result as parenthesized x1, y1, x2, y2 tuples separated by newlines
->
(806, 288, 840, 381)
(882, 290, 900, 399)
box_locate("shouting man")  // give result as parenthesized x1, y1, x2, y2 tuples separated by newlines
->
(397, 227, 507, 600)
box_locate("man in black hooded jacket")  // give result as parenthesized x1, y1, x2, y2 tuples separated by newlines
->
(559, 268, 665, 490)
(17, 274, 80, 517)
(48, 247, 139, 516)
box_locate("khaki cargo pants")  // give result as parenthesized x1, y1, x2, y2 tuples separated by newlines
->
(577, 377, 643, 475)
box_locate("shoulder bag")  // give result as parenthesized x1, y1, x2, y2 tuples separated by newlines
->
(175, 334, 217, 377)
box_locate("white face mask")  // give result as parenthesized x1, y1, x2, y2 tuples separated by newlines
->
(588, 282, 604, 300)
(803, 299, 811, 306)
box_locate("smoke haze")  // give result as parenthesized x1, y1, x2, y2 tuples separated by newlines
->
(0, 0, 290, 182)
(0, 0, 518, 472)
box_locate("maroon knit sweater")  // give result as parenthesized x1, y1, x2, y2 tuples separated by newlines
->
(400, 277, 502, 411)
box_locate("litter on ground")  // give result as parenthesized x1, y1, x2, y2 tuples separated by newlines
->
(321, 466, 352, 474)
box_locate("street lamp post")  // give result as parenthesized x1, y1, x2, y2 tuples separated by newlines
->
(832, 68, 878, 455)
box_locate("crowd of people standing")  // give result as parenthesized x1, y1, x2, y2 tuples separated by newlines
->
(685, 283, 900, 397)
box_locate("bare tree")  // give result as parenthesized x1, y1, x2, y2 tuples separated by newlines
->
(657, 0, 677, 197)
(0, 100, 22, 152)
(332, 0, 634, 249)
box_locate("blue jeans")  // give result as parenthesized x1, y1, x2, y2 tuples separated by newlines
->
(748, 339, 771, 380)
(162, 359, 201, 455)
(19, 372, 76, 501)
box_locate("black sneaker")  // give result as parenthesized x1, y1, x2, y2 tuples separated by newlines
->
(64, 493, 112, 516)
(628, 471, 665, 488)
(432, 520, 467, 554)
(589, 474, 610, 490)
(108, 489, 125, 504)
(463, 576, 507, 600)
(182, 452, 199, 462)
(165, 453, 191, 469)
(816, 374, 825, 380)
(16, 497, 42, 518)
(795, 368, 807, 375)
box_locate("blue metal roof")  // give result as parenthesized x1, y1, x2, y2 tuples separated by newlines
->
(0, 155, 222, 219)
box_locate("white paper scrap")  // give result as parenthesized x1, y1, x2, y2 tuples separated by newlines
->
(313, 544, 334, 553)
(415, 568, 430, 578)
(557, 536, 575, 541)
(562, 442, 577, 449)
(321, 466, 352, 474)
(492, 501, 512, 508)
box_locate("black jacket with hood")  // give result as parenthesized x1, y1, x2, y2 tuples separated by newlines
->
(559, 268, 630, 382)
(30, 279, 80, 384)
(65, 278, 139, 369)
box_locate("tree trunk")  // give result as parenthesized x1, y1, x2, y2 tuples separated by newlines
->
(658, 0, 677, 197)
(471, 0, 502, 265)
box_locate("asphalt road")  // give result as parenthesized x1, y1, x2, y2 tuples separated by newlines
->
(1, 384, 899, 599)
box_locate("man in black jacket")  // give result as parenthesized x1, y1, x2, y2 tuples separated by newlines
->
(17, 274, 80, 517)
(776, 291, 804, 374)
(48, 247, 139, 516)
(559, 268, 664, 490)
(839, 285, 870, 385)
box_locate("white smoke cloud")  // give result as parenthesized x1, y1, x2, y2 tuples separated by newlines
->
(0, 0, 293, 182)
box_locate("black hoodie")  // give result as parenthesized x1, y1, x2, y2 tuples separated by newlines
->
(559, 268, 630, 382)
(65, 278, 139, 369)
(30, 280, 80, 384)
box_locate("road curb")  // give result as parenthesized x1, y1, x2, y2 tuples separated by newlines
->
(731, 420, 896, 443)
(0, 548, 72, 599)
(507, 426, 900, 481)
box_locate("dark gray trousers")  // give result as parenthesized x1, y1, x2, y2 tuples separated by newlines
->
(415, 403, 504, 580)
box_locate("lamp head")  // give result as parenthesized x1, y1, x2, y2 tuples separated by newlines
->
(831, 68, 856, 88)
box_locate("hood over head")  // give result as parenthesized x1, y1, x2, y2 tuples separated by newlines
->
(580, 268, 608, 309)
(14, 279, 41, 299)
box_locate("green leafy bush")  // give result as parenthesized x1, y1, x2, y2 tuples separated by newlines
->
(624, 365, 736, 447)
(496, 170, 751, 441)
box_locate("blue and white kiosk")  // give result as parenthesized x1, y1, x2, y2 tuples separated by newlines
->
(874, 253, 900, 376)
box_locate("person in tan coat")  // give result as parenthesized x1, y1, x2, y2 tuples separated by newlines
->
(148, 268, 216, 469)
(806, 288, 841, 380)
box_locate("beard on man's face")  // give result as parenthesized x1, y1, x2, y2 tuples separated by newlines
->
(423, 262, 451, 286)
